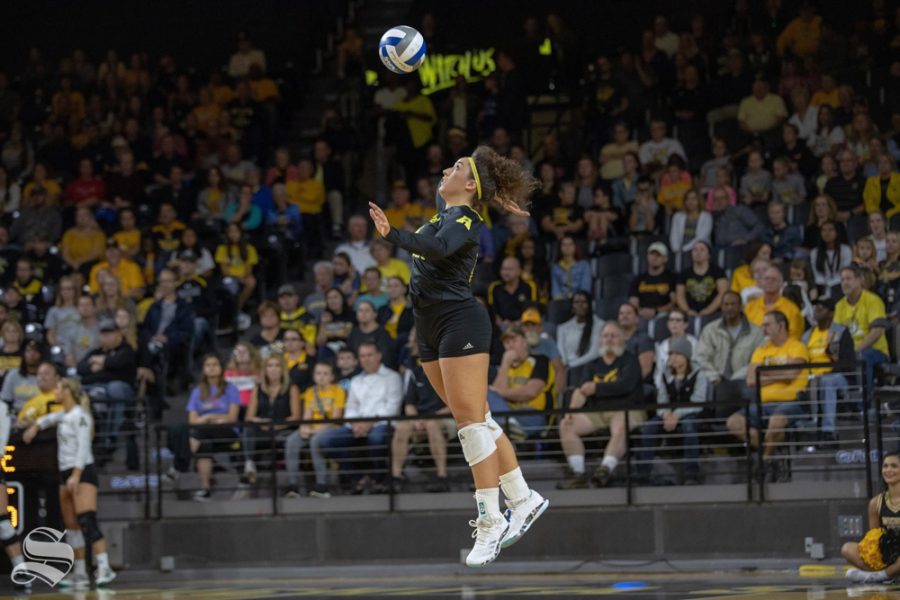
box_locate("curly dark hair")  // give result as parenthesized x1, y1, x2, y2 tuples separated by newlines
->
(470, 145, 539, 213)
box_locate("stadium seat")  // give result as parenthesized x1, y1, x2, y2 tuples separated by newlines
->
(846, 214, 871, 244)
(788, 202, 810, 227)
(597, 295, 628, 321)
(599, 274, 634, 299)
(546, 299, 573, 325)
(592, 252, 632, 278)
(648, 313, 671, 342)
(717, 246, 745, 271)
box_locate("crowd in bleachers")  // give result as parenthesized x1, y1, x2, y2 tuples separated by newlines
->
(0, 1, 898, 499)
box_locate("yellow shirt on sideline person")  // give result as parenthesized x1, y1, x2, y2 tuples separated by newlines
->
(834, 289, 889, 356)
(750, 338, 809, 403)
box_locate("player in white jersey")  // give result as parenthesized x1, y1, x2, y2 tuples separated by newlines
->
(0, 401, 28, 590)
(23, 377, 116, 588)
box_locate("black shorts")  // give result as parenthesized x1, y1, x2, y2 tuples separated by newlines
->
(60, 464, 99, 487)
(189, 425, 240, 457)
(413, 298, 492, 362)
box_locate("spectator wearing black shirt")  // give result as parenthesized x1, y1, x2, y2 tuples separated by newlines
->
(150, 165, 196, 223)
(150, 133, 189, 187)
(585, 54, 629, 150)
(0, 226, 20, 287)
(176, 250, 218, 356)
(670, 64, 709, 164)
(105, 151, 145, 208)
(77, 319, 137, 461)
(10, 257, 45, 320)
(772, 123, 817, 177)
(487, 256, 538, 328)
(150, 202, 186, 259)
(557, 322, 644, 489)
(347, 300, 395, 369)
(825, 149, 866, 220)
(248, 301, 283, 357)
(708, 49, 753, 125)
(228, 81, 263, 159)
(676, 241, 728, 317)
(141, 268, 193, 400)
(281, 328, 313, 393)
(23, 233, 63, 284)
(496, 50, 527, 138)
(9, 186, 62, 245)
(630, 242, 677, 320)
(313, 139, 346, 239)
(539, 181, 585, 242)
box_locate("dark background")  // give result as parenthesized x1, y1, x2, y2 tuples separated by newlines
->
(0, 0, 867, 75)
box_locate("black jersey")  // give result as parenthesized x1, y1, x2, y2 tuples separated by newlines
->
(880, 492, 900, 530)
(385, 194, 481, 306)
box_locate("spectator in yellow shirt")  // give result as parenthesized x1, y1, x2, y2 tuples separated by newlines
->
(834, 265, 889, 390)
(656, 155, 692, 213)
(22, 163, 62, 204)
(744, 266, 806, 340)
(727, 310, 810, 480)
(383, 180, 424, 230)
(863, 155, 900, 218)
(738, 79, 788, 135)
(248, 64, 279, 103)
(88, 240, 146, 300)
(191, 87, 222, 134)
(215, 223, 258, 315)
(286, 158, 326, 258)
(60, 206, 106, 279)
(283, 361, 346, 498)
(112, 208, 142, 259)
(810, 73, 839, 108)
(776, 4, 822, 58)
(370, 239, 411, 285)
(392, 79, 437, 151)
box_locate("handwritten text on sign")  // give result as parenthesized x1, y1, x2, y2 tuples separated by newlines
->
(418, 48, 496, 95)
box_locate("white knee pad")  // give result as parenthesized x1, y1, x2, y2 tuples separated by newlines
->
(485, 412, 503, 441)
(458, 422, 497, 467)
(66, 528, 84, 550)
(0, 519, 15, 542)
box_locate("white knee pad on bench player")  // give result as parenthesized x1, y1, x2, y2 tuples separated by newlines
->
(458, 422, 497, 466)
(485, 412, 503, 441)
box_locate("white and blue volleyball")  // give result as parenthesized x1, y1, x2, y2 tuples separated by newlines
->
(378, 26, 427, 74)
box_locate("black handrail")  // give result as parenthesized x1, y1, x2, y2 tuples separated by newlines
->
(144, 359, 870, 517)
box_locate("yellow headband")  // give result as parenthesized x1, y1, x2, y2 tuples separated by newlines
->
(466, 157, 482, 200)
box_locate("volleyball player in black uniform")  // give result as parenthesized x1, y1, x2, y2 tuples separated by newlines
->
(369, 146, 549, 567)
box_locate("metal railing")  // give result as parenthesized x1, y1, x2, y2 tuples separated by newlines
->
(8, 359, 879, 522)
(131, 359, 872, 518)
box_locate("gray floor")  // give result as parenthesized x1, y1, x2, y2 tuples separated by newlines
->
(2, 559, 892, 599)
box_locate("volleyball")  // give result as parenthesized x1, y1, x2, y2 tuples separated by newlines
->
(378, 25, 427, 74)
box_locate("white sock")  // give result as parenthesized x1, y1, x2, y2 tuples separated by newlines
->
(567, 455, 585, 475)
(74, 559, 86, 576)
(601, 455, 619, 472)
(474, 487, 502, 520)
(499, 467, 530, 505)
(96, 552, 110, 570)
(10, 554, 22, 567)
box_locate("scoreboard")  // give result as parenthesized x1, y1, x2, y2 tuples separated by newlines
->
(2, 432, 61, 536)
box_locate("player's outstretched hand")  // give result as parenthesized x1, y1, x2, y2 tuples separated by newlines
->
(369, 202, 391, 237)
